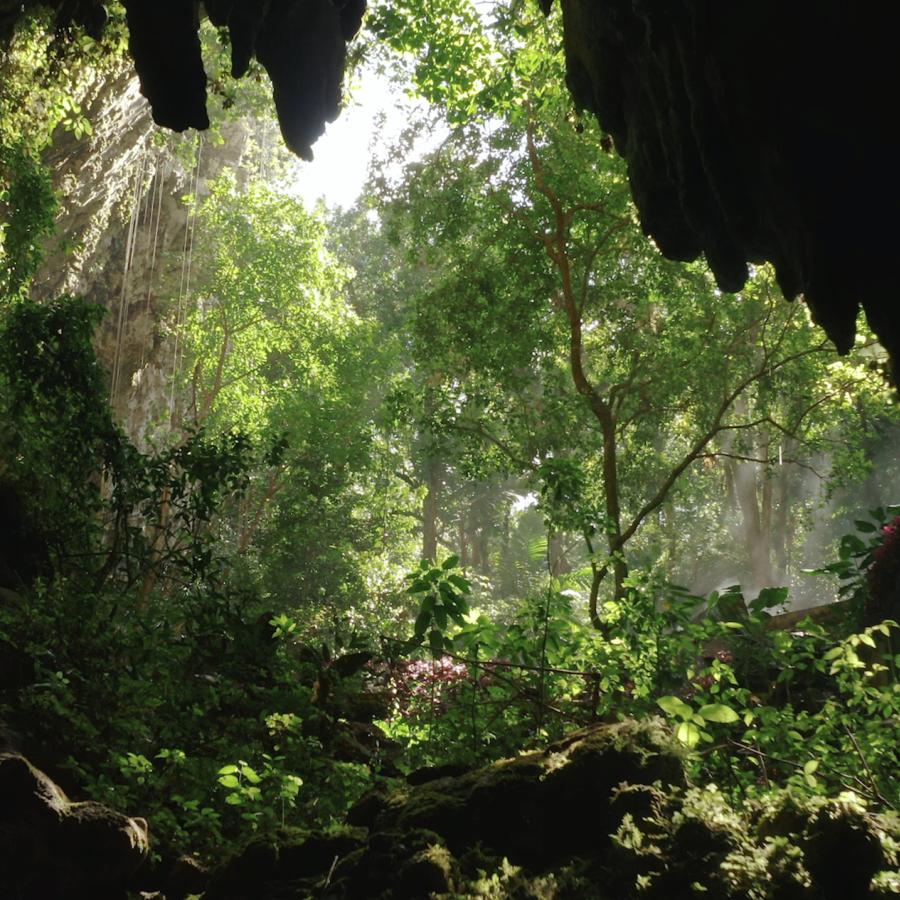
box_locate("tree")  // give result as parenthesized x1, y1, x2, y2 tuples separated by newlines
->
(371, 102, 891, 627)
(176, 173, 421, 620)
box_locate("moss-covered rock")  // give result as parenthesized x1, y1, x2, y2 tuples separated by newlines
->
(203, 826, 368, 900)
(610, 784, 899, 900)
(204, 719, 683, 898)
(802, 795, 892, 899)
(367, 717, 684, 871)
(196, 720, 899, 899)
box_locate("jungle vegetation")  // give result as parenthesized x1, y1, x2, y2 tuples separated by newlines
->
(0, 1, 897, 891)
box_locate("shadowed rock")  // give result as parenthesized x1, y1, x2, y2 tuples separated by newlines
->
(0, 753, 149, 898)
(554, 0, 900, 377)
(199, 720, 899, 898)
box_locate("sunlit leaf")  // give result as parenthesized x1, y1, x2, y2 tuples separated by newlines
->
(675, 721, 701, 748)
(697, 703, 739, 724)
(657, 695, 693, 720)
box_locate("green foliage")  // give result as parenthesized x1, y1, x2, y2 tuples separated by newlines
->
(0, 297, 382, 858)
(808, 504, 900, 605)
(408, 555, 472, 652)
(370, 82, 893, 615)
(366, 0, 516, 123)
(0, 7, 127, 297)
(379, 515, 898, 815)
(1, 0, 898, 877)
(174, 173, 420, 625)
(656, 694, 739, 750)
(0, 145, 57, 297)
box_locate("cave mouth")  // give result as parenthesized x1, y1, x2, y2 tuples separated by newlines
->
(1, 4, 898, 899)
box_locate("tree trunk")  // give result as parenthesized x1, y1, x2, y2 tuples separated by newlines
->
(422, 455, 442, 563)
(772, 438, 796, 580)
(730, 451, 775, 590)
(458, 508, 469, 568)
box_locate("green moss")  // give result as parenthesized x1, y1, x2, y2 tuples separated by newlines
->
(397, 842, 456, 897)
(204, 723, 900, 899)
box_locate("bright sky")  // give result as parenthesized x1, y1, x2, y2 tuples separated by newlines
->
(288, 67, 447, 211)
(288, 70, 400, 210)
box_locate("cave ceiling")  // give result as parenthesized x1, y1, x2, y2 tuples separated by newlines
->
(558, 0, 899, 378)
(1, 0, 897, 377)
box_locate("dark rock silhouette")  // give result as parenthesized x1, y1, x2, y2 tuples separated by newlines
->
(0, 0, 362, 161)
(197, 719, 898, 898)
(554, 0, 900, 377)
(0, 753, 149, 899)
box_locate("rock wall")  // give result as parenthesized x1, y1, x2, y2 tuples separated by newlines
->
(33, 71, 252, 444)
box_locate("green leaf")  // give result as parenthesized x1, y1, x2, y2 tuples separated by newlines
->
(442, 554, 460, 569)
(840, 534, 867, 558)
(697, 703, 739, 723)
(657, 695, 693, 720)
(414, 608, 432, 637)
(218, 774, 240, 788)
(675, 720, 701, 748)
(240, 765, 261, 784)
(217, 764, 239, 775)
(750, 586, 788, 613)
(803, 759, 819, 776)
(528, 536, 548, 562)
(854, 520, 878, 533)
(447, 573, 471, 592)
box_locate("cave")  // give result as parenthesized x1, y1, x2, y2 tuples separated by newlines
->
(2, 0, 897, 373)
(1, 4, 898, 899)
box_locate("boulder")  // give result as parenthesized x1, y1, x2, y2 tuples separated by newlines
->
(206, 719, 685, 899)
(202, 719, 899, 898)
(0, 752, 149, 899)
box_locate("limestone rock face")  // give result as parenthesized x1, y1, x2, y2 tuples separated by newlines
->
(0, 752, 149, 898)
(33, 70, 251, 444)
(557, 0, 900, 375)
